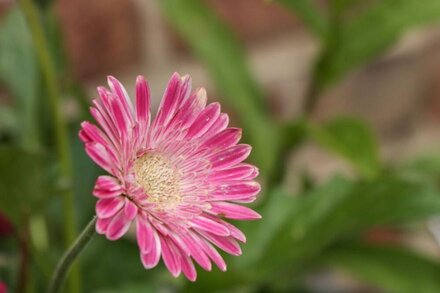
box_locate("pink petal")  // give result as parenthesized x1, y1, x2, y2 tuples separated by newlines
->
(208, 164, 258, 182)
(201, 128, 241, 149)
(78, 129, 91, 143)
(123, 200, 138, 221)
(106, 209, 133, 240)
(85, 142, 116, 174)
(160, 237, 182, 277)
(135, 75, 151, 130)
(209, 202, 261, 220)
(191, 216, 230, 237)
(178, 87, 207, 128)
(93, 176, 122, 198)
(186, 103, 221, 139)
(220, 221, 246, 243)
(211, 181, 261, 201)
(136, 218, 155, 254)
(202, 232, 242, 256)
(110, 97, 130, 138)
(197, 236, 227, 271)
(180, 233, 212, 271)
(96, 217, 112, 234)
(181, 254, 197, 281)
(201, 113, 229, 142)
(96, 196, 124, 218)
(210, 144, 252, 170)
(154, 73, 184, 127)
(89, 106, 119, 149)
(80, 121, 109, 146)
(140, 228, 161, 269)
(107, 75, 134, 116)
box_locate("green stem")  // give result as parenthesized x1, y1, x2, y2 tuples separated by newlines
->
(303, 1, 342, 116)
(48, 217, 96, 293)
(18, 1, 79, 292)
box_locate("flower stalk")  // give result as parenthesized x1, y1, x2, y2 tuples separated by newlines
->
(48, 217, 97, 293)
(18, 0, 79, 292)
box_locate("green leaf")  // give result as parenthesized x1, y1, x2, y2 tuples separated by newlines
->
(0, 145, 47, 225)
(308, 117, 380, 178)
(324, 0, 440, 85)
(0, 7, 39, 150)
(238, 188, 300, 269)
(323, 242, 440, 292)
(260, 176, 440, 274)
(277, 0, 327, 37)
(397, 151, 440, 184)
(0, 106, 18, 138)
(159, 0, 279, 178)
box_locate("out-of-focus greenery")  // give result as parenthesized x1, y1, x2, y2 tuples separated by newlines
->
(2, 0, 440, 292)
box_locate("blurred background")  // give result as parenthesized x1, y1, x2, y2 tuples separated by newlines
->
(3, 0, 440, 292)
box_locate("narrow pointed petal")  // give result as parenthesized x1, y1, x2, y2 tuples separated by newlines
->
(96, 197, 124, 218)
(191, 216, 230, 237)
(141, 229, 161, 269)
(210, 144, 252, 170)
(85, 142, 116, 174)
(181, 254, 197, 281)
(221, 221, 246, 242)
(110, 97, 131, 138)
(123, 200, 138, 221)
(209, 202, 261, 220)
(186, 103, 221, 139)
(180, 233, 212, 271)
(160, 237, 182, 277)
(136, 218, 155, 254)
(208, 164, 258, 181)
(202, 233, 242, 256)
(107, 75, 134, 115)
(178, 87, 207, 127)
(211, 181, 261, 201)
(202, 113, 229, 142)
(106, 209, 134, 240)
(201, 128, 241, 149)
(154, 73, 182, 127)
(198, 237, 227, 271)
(93, 176, 122, 198)
(80, 121, 110, 146)
(135, 75, 151, 128)
(96, 217, 112, 234)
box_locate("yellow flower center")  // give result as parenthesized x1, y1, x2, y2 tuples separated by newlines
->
(133, 152, 181, 209)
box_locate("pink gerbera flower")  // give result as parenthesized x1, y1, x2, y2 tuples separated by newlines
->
(79, 73, 261, 281)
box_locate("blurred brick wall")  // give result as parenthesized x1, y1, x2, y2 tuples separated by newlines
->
(55, 0, 141, 80)
(207, 0, 299, 44)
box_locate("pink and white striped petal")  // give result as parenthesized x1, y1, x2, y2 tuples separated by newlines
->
(210, 144, 252, 170)
(160, 237, 182, 277)
(140, 228, 162, 269)
(106, 209, 134, 241)
(93, 176, 122, 198)
(191, 216, 230, 237)
(96, 197, 124, 218)
(209, 202, 261, 220)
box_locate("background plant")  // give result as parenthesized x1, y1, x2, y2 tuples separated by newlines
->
(2, 0, 440, 292)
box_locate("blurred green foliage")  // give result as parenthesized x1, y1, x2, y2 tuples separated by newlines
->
(307, 117, 380, 178)
(1, 0, 440, 292)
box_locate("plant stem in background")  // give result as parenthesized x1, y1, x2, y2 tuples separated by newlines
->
(303, 1, 342, 116)
(48, 217, 96, 293)
(18, 0, 80, 292)
(17, 212, 30, 293)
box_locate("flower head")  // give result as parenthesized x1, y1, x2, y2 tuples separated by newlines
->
(80, 73, 261, 280)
